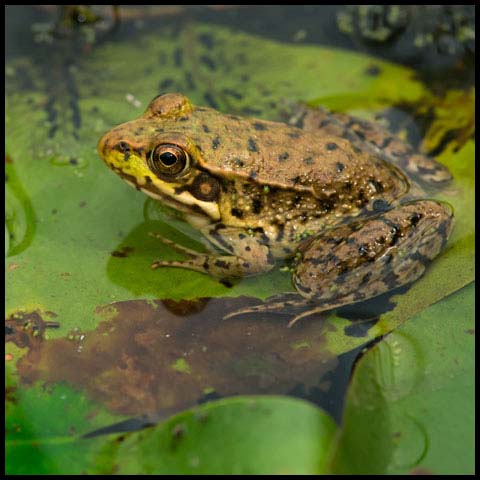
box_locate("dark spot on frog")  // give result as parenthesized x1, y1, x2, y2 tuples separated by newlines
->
(79, 201, 87, 208)
(290, 176, 301, 184)
(410, 251, 432, 267)
(360, 272, 372, 285)
(319, 199, 335, 212)
(252, 198, 263, 214)
(231, 208, 244, 219)
(179, 116, 188, 122)
(116, 142, 130, 153)
(354, 130, 366, 141)
(303, 156, 314, 165)
(212, 137, 221, 150)
(248, 138, 259, 152)
(200, 55, 216, 71)
(352, 145, 363, 155)
(358, 244, 371, 258)
(299, 212, 309, 223)
(242, 262, 250, 269)
(369, 178, 384, 193)
(326, 142, 338, 151)
(145, 176, 152, 184)
(214, 259, 228, 269)
(249, 170, 257, 179)
(202, 124, 210, 133)
(52, 209, 58, 215)
(336, 162, 345, 172)
(288, 131, 301, 139)
(245, 246, 251, 252)
(353, 291, 365, 301)
(318, 118, 333, 129)
(379, 136, 394, 149)
(69, 158, 78, 165)
(383, 270, 400, 290)
(253, 122, 267, 131)
(409, 213, 422, 227)
(238, 233, 246, 239)
(233, 158, 245, 167)
(373, 199, 390, 212)
(278, 152, 289, 162)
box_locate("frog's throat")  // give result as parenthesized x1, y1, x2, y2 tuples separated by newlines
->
(122, 177, 220, 221)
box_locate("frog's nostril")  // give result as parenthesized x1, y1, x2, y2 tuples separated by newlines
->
(116, 141, 131, 153)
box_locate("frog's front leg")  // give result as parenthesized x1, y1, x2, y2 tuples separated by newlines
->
(293, 200, 454, 314)
(151, 225, 276, 279)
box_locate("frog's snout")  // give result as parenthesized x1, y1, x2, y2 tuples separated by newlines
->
(97, 131, 112, 161)
(97, 130, 130, 163)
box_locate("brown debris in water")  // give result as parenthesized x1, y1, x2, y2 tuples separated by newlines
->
(14, 297, 338, 417)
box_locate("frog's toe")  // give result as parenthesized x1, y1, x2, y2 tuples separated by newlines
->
(149, 232, 204, 257)
(223, 294, 310, 321)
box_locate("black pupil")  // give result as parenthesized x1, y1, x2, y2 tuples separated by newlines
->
(159, 151, 177, 166)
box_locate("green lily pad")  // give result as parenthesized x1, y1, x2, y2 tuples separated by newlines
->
(330, 282, 475, 475)
(94, 396, 338, 475)
(5, 370, 127, 475)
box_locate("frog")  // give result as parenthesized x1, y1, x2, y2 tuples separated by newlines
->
(97, 93, 454, 326)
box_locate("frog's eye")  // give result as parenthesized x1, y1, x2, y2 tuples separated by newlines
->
(148, 144, 189, 179)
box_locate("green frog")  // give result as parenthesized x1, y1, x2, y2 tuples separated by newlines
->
(98, 93, 454, 325)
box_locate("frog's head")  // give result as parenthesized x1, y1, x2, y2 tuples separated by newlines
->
(97, 93, 221, 220)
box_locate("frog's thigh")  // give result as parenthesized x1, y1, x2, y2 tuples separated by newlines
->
(293, 200, 454, 308)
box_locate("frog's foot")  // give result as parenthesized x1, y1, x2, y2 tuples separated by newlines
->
(223, 294, 326, 328)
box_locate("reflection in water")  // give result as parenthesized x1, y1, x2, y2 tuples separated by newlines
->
(12, 297, 379, 426)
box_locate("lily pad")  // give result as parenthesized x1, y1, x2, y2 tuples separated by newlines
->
(330, 282, 475, 475)
(94, 396, 338, 475)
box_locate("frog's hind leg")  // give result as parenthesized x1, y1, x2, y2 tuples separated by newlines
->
(292, 200, 454, 321)
(289, 105, 452, 186)
(223, 294, 312, 322)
